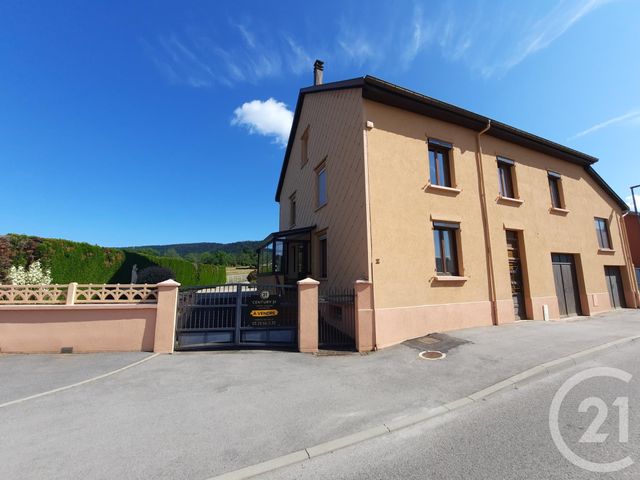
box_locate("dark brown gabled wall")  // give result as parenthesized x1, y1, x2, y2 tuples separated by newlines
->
(624, 213, 640, 266)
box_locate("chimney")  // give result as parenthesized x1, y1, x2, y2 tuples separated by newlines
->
(313, 59, 324, 86)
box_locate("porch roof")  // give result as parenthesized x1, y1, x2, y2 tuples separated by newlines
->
(257, 225, 316, 251)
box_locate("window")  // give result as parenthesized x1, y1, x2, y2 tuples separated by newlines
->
(257, 240, 284, 275)
(319, 235, 328, 278)
(258, 244, 273, 274)
(317, 162, 327, 207)
(497, 157, 515, 198)
(433, 222, 459, 276)
(301, 126, 309, 167)
(548, 172, 563, 208)
(289, 192, 297, 227)
(428, 139, 453, 187)
(595, 218, 612, 249)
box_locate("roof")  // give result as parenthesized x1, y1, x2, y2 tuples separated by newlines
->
(275, 75, 628, 211)
(257, 225, 316, 250)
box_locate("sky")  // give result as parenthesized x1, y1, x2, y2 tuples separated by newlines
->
(1, 0, 639, 247)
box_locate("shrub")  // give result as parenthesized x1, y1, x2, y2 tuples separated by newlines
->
(7, 261, 52, 285)
(136, 266, 175, 284)
(247, 269, 257, 283)
(37, 237, 124, 284)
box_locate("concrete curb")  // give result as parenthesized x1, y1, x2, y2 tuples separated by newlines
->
(0, 353, 160, 409)
(207, 334, 640, 480)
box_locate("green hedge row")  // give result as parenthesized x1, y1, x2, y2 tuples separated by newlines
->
(38, 238, 125, 284)
(1, 234, 226, 287)
(115, 252, 226, 286)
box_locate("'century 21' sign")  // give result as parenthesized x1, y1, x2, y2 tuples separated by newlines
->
(248, 290, 281, 324)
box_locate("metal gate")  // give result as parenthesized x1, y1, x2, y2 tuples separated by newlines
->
(175, 284, 298, 350)
(318, 288, 356, 350)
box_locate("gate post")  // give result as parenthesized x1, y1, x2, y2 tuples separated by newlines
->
(355, 280, 375, 352)
(154, 279, 181, 353)
(297, 277, 319, 353)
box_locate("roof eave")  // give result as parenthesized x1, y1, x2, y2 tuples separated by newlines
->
(585, 165, 629, 211)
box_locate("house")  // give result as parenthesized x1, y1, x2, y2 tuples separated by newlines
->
(257, 61, 639, 349)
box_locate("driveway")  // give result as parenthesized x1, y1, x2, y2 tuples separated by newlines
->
(1, 310, 639, 479)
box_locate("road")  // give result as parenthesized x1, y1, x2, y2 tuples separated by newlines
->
(260, 342, 640, 479)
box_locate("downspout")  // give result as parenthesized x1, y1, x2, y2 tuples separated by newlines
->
(363, 119, 377, 348)
(475, 120, 499, 325)
(620, 211, 639, 308)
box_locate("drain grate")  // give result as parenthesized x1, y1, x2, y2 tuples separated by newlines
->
(419, 350, 446, 360)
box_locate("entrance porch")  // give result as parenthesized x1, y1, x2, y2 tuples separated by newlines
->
(256, 226, 315, 286)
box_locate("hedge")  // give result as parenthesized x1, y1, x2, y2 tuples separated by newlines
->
(0, 234, 226, 287)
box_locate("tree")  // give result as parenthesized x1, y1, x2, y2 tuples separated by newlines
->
(164, 248, 180, 258)
(136, 266, 175, 284)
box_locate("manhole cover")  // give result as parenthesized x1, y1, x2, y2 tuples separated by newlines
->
(417, 336, 440, 345)
(419, 350, 446, 360)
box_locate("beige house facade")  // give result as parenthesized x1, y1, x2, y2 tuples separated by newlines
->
(259, 70, 639, 349)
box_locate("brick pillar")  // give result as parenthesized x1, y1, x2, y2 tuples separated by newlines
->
(298, 277, 319, 353)
(355, 280, 375, 352)
(154, 279, 180, 353)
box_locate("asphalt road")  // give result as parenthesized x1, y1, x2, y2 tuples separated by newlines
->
(1, 311, 638, 479)
(260, 341, 640, 479)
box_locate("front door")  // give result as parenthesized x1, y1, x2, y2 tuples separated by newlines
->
(604, 266, 626, 309)
(506, 231, 526, 320)
(285, 241, 309, 283)
(551, 254, 582, 317)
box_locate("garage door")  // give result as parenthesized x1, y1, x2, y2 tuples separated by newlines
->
(551, 254, 582, 317)
(604, 266, 626, 309)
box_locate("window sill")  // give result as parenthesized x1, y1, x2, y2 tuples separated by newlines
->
(314, 202, 327, 213)
(426, 183, 461, 195)
(432, 275, 468, 283)
(549, 207, 570, 215)
(597, 248, 615, 254)
(496, 196, 524, 206)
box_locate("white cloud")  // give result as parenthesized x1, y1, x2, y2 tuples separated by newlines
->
(284, 35, 312, 75)
(145, 1, 619, 88)
(233, 22, 256, 48)
(482, 0, 611, 77)
(569, 110, 640, 140)
(336, 20, 376, 67)
(231, 98, 294, 146)
(401, 4, 432, 67)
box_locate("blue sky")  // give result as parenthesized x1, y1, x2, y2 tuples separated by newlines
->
(1, 0, 639, 246)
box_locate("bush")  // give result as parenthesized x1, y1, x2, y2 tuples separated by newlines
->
(7, 261, 52, 285)
(136, 266, 175, 284)
(37, 237, 124, 284)
(247, 269, 257, 283)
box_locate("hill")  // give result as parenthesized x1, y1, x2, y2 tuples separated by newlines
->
(125, 240, 260, 257)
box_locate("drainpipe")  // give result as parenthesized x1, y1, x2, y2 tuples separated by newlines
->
(475, 120, 499, 325)
(620, 211, 640, 308)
